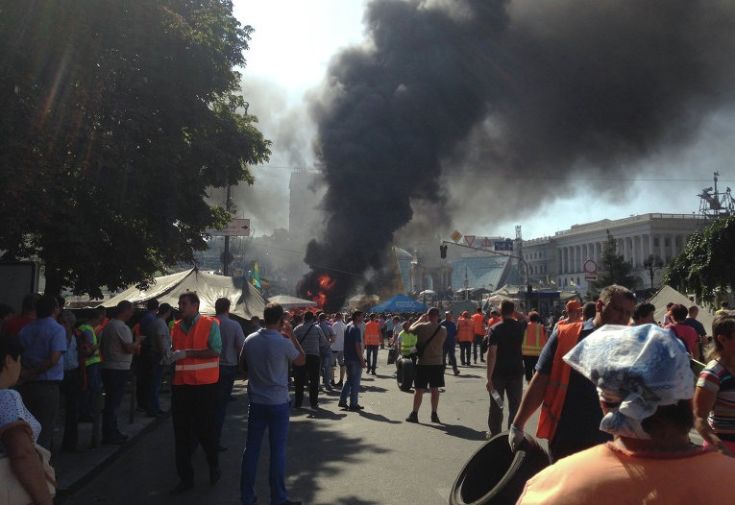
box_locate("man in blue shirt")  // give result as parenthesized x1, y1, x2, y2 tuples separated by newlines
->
(338, 311, 366, 411)
(442, 311, 460, 376)
(18, 294, 67, 450)
(240, 303, 305, 505)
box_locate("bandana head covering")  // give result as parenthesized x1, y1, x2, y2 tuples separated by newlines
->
(563, 323, 694, 439)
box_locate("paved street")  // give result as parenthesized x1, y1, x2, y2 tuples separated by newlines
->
(63, 359, 541, 505)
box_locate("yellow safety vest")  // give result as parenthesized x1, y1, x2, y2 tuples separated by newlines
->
(79, 324, 101, 366)
(522, 322, 547, 357)
(399, 331, 418, 356)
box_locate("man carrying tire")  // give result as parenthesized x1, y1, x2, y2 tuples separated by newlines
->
(405, 308, 447, 424)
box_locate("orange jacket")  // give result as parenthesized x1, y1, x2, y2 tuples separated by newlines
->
(522, 322, 548, 357)
(364, 321, 382, 346)
(471, 313, 486, 336)
(457, 317, 475, 343)
(537, 321, 582, 441)
(171, 316, 220, 386)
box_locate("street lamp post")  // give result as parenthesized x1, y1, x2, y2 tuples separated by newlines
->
(643, 254, 664, 289)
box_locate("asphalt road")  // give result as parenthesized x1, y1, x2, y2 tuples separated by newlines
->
(63, 357, 541, 505)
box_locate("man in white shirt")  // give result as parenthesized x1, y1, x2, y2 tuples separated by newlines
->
(330, 313, 347, 387)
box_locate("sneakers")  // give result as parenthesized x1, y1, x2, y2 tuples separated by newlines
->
(405, 411, 419, 423)
(431, 412, 441, 423)
(348, 404, 365, 411)
(453, 369, 460, 376)
(338, 401, 348, 409)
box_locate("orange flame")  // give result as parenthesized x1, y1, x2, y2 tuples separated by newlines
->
(318, 274, 335, 290)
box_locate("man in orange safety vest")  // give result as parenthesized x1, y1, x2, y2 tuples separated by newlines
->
(509, 285, 635, 462)
(168, 292, 222, 495)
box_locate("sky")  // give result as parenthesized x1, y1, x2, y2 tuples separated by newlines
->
(232, 1, 735, 241)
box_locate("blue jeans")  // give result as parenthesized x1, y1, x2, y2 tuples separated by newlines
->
(320, 351, 332, 385)
(366, 345, 379, 371)
(80, 362, 102, 418)
(148, 362, 164, 415)
(101, 369, 129, 439)
(340, 360, 362, 407)
(216, 365, 238, 443)
(240, 402, 290, 505)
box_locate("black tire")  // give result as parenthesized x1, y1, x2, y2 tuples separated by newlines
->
(397, 357, 414, 391)
(449, 432, 549, 505)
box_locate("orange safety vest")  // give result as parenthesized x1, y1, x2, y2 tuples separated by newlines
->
(364, 321, 382, 346)
(171, 315, 220, 386)
(457, 318, 475, 343)
(522, 322, 547, 357)
(471, 313, 486, 336)
(536, 321, 583, 441)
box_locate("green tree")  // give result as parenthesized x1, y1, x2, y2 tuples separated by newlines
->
(0, 0, 270, 296)
(591, 230, 639, 292)
(666, 216, 735, 304)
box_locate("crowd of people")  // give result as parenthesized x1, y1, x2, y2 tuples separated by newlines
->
(1, 284, 735, 504)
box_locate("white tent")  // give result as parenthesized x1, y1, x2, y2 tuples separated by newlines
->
(104, 268, 265, 319)
(267, 295, 317, 309)
(649, 285, 715, 333)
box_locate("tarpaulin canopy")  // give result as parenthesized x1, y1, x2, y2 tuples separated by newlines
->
(649, 285, 715, 332)
(267, 295, 317, 309)
(370, 294, 428, 314)
(103, 268, 265, 319)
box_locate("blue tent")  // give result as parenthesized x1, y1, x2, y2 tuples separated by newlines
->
(370, 294, 428, 314)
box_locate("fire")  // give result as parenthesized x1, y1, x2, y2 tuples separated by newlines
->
(316, 292, 328, 307)
(318, 274, 335, 290)
(304, 273, 335, 308)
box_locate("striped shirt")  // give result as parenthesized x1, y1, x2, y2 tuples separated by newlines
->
(697, 360, 735, 441)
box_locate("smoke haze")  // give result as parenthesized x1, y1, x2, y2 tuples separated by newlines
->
(300, 0, 735, 309)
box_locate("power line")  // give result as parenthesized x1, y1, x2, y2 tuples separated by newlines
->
(252, 164, 733, 183)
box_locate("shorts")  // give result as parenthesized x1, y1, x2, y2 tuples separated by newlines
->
(414, 364, 445, 390)
(332, 351, 344, 367)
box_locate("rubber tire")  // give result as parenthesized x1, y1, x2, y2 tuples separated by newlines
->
(449, 432, 549, 505)
(397, 357, 415, 391)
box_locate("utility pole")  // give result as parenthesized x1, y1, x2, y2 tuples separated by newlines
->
(464, 265, 469, 301)
(223, 184, 231, 276)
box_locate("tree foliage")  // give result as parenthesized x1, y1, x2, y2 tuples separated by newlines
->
(666, 216, 735, 304)
(591, 230, 639, 292)
(0, 0, 270, 296)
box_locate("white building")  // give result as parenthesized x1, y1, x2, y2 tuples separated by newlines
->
(523, 213, 708, 294)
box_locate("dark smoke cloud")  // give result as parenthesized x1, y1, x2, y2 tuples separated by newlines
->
(300, 0, 735, 309)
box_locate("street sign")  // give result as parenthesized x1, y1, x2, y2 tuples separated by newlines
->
(494, 239, 513, 251)
(450, 230, 462, 242)
(464, 235, 476, 247)
(210, 218, 250, 237)
(583, 259, 597, 281)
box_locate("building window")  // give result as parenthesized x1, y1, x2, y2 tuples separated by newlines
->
(653, 238, 660, 247)
(664, 237, 670, 247)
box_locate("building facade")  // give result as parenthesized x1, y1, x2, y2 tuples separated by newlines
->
(523, 213, 708, 294)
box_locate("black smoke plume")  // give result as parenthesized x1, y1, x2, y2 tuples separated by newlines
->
(299, 0, 735, 310)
